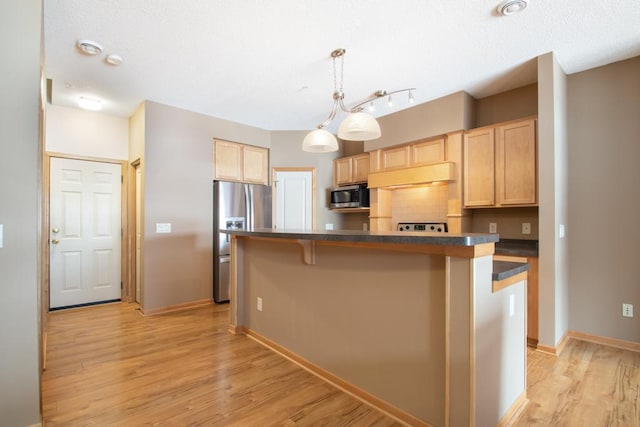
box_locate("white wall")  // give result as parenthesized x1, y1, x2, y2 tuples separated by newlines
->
(0, 0, 42, 425)
(45, 104, 129, 160)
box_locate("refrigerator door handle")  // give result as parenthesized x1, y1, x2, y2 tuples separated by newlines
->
(245, 184, 253, 230)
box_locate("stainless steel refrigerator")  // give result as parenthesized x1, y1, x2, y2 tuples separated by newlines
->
(213, 180, 272, 303)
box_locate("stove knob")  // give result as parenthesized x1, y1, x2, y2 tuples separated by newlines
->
(437, 227, 442, 232)
(404, 225, 410, 230)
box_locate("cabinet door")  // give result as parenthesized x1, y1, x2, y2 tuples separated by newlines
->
(463, 128, 495, 207)
(496, 119, 536, 205)
(334, 157, 353, 186)
(242, 145, 269, 184)
(352, 154, 369, 183)
(381, 146, 410, 171)
(214, 140, 243, 181)
(410, 138, 445, 166)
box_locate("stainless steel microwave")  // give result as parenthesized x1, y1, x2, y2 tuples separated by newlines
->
(330, 184, 370, 209)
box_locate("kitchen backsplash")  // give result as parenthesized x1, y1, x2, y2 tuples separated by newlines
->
(471, 207, 539, 239)
(391, 183, 448, 227)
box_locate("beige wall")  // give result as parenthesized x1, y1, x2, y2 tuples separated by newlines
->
(241, 239, 446, 424)
(566, 56, 640, 342)
(475, 84, 538, 127)
(140, 101, 270, 311)
(365, 91, 475, 151)
(537, 52, 570, 348)
(471, 207, 539, 239)
(45, 104, 129, 160)
(0, 0, 42, 424)
(270, 130, 343, 231)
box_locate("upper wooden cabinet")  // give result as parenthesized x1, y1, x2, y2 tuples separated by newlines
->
(463, 118, 537, 208)
(214, 139, 269, 185)
(381, 146, 410, 171)
(369, 137, 446, 173)
(410, 137, 446, 166)
(334, 153, 369, 186)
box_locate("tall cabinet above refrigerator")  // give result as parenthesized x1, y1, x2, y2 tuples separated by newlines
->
(213, 180, 272, 303)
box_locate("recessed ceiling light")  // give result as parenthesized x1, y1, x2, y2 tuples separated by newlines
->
(76, 39, 103, 55)
(105, 54, 123, 66)
(496, 0, 529, 16)
(78, 96, 102, 111)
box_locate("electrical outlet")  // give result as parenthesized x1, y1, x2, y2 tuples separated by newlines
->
(489, 223, 497, 233)
(522, 223, 531, 235)
(623, 303, 633, 318)
(257, 297, 263, 312)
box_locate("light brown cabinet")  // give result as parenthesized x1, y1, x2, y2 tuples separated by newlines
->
(214, 139, 269, 185)
(410, 137, 446, 166)
(369, 136, 445, 173)
(333, 153, 369, 186)
(463, 118, 536, 208)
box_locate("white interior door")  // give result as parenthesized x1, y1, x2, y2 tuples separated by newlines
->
(49, 157, 122, 308)
(274, 170, 313, 230)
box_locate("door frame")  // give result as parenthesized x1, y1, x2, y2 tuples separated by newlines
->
(271, 167, 317, 230)
(127, 159, 143, 305)
(43, 152, 129, 311)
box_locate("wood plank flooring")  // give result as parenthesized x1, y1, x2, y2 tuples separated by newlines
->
(42, 302, 401, 426)
(515, 340, 640, 426)
(42, 302, 640, 426)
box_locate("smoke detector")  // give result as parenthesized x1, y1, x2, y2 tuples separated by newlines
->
(105, 54, 123, 66)
(496, 0, 529, 16)
(76, 40, 103, 55)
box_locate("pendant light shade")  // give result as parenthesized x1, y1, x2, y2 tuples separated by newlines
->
(302, 128, 339, 153)
(301, 48, 414, 152)
(337, 111, 381, 141)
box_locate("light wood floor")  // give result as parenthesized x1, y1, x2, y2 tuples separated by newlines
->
(514, 339, 640, 426)
(42, 302, 401, 426)
(42, 302, 639, 426)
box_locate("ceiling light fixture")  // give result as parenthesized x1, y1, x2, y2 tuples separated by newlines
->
(76, 39, 103, 55)
(302, 48, 415, 153)
(496, 0, 529, 16)
(78, 96, 102, 111)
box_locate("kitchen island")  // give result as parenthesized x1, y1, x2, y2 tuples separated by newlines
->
(221, 228, 527, 427)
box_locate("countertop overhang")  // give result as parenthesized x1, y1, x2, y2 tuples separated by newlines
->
(220, 228, 499, 247)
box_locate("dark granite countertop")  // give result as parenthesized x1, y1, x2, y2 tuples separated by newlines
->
(495, 239, 538, 257)
(221, 228, 499, 247)
(492, 260, 529, 281)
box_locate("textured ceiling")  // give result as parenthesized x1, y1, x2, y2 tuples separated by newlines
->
(44, 0, 640, 132)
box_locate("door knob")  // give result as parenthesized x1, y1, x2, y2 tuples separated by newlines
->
(51, 239, 59, 244)
(52, 227, 59, 233)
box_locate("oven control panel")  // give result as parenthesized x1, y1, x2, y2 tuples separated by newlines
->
(397, 222, 448, 233)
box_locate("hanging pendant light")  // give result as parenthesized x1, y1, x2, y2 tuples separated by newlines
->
(302, 48, 415, 152)
(337, 111, 381, 141)
(302, 128, 339, 153)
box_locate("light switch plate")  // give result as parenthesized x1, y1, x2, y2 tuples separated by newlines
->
(522, 223, 531, 234)
(325, 223, 334, 230)
(156, 223, 171, 233)
(489, 223, 497, 233)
